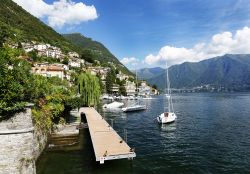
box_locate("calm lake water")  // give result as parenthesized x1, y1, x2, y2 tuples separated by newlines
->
(37, 93, 250, 174)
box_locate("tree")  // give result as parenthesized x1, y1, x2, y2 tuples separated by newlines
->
(0, 23, 10, 47)
(27, 50, 38, 61)
(152, 84, 158, 90)
(115, 69, 119, 74)
(119, 86, 127, 96)
(17, 42, 22, 49)
(96, 73, 105, 93)
(77, 72, 101, 106)
(106, 68, 116, 94)
(128, 76, 135, 82)
(81, 49, 94, 63)
(0, 47, 78, 129)
(62, 57, 69, 65)
(0, 48, 30, 118)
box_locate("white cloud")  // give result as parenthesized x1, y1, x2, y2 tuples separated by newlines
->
(13, 0, 98, 28)
(145, 26, 250, 66)
(121, 57, 140, 67)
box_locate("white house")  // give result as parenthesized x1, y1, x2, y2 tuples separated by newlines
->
(125, 81, 136, 96)
(68, 52, 79, 58)
(116, 71, 129, 81)
(138, 81, 152, 96)
(34, 44, 47, 51)
(69, 58, 84, 68)
(111, 84, 119, 94)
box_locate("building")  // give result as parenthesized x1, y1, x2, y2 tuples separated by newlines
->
(22, 42, 34, 52)
(69, 58, 85, 68)
(32, 63, 66, 80)
(34, 44, 47, 51)
(46, 47, 63, 59)
(111, 84, 119, 94)
(116, 71, 129, 81)
(138, 81, 152, 96)
(53, 63, 69, 71)
(69, 60, 80, 68)
(21, 42, 64, 59)
(88, 66, 110, 82)
(125, 81, 136, 96)
(68, 52, 79, 58)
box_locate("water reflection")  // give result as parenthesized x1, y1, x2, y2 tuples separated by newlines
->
(159, 123, 177, 139)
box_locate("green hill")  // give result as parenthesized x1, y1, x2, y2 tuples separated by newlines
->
(135, 67, 164, 80)
(147, 54, 250, 91)
(0, 0, 76, 52)
(63, 33, 132, 75)
(0, 0, 132, 75)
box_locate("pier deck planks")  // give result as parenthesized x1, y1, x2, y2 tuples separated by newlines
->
(79, 107, 136, 164)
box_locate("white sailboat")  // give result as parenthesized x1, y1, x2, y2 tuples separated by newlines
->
(122, 69, 147, 112)
(156, 62, 177, 124)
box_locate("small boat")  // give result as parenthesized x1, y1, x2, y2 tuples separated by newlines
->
(103, 101, 124, 109)
(120, 96, 128, 100)
(142, 95, 153, 100)
(101, 94, 114, 100)
(122, 104, 146, 112)
(157, 62, 177, 124)
(122, 69, 147, 112)
(128, 96, 136, 100)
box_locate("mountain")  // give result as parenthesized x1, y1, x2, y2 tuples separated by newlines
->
(63, 33, 132, 75)
(147, 54, 250, 91)
(135, 67, 164, 80)
(0, 0, 132, 75)
(0, 0, 76, 52)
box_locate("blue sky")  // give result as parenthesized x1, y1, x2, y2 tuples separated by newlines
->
(15, 0, 250, 68)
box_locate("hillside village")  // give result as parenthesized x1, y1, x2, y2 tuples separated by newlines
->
(9, 41, 158, 96)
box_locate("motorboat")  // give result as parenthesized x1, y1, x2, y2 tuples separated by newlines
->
(120, 96, 128, 100)
(128, 96, 136, 100)
(101, 94, 114, 100)
(142, 95, 153, 100)
(122, 104, 146, 112)
(103, 101, 124, 109)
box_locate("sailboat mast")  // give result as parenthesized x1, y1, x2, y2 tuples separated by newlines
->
(135, 69, 137, 96)
(166, 62, 171, 112)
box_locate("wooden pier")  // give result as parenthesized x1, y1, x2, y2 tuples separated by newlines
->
(79, 107, 136, 164)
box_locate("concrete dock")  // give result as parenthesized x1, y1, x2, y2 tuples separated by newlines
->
(80, 107, 136, 164)
(49, 109, 81, 148)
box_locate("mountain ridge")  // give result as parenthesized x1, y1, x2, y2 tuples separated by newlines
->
(63, 33, 132, 75)
(147, 54, 250, 91)
(135, 67, 164, 80)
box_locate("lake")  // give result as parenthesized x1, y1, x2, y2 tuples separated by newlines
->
(37, 93, 250, 174)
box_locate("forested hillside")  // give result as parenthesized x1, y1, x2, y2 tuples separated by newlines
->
(148, 54, 250, 91)
(63, 33, 132, 75)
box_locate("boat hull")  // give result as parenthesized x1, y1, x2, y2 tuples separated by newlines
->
(157, 112, 176, 124)
(122, 105, 146, 112)
(103, 102, 124, 109)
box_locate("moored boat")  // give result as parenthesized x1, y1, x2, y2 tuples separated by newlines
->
(103, 101, 124, 109)
(122, 104, 146, 112)
(156, 62, 177, 124)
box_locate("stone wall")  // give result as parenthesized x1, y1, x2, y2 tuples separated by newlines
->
(0, 107, 47, 174)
